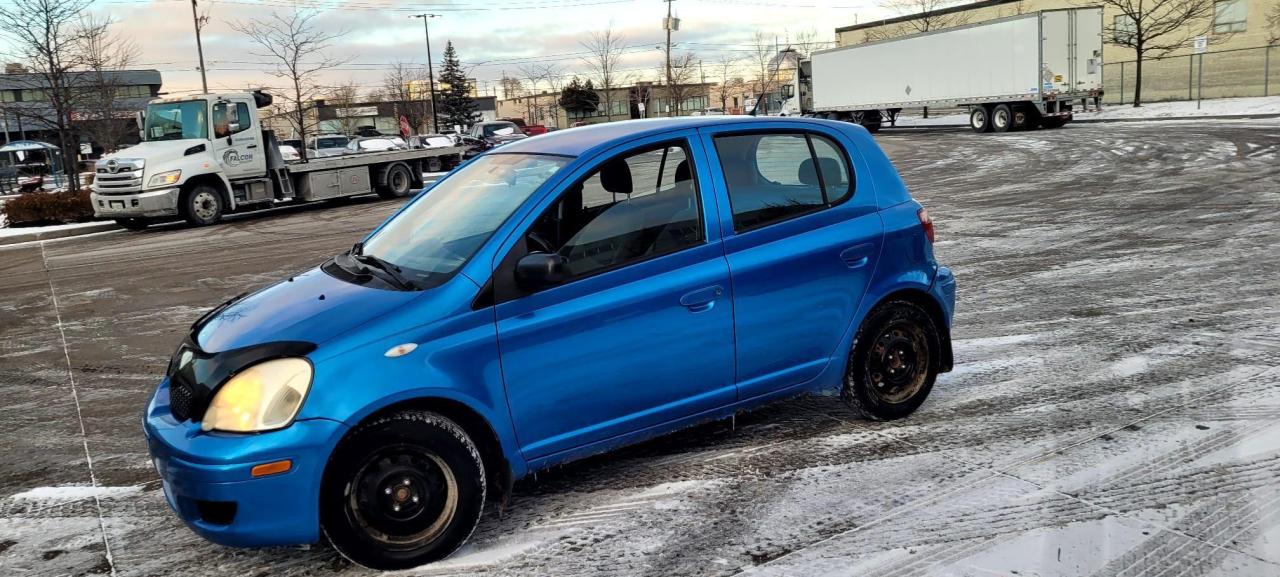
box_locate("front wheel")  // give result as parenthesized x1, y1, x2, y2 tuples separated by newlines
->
(179, 184, 224, 226)
(843, 300, 942, 420)
(321, 411, 486, 570)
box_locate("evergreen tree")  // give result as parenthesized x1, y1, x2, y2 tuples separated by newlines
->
(558, 77, 600, 117)
(437, 41, 478, 130)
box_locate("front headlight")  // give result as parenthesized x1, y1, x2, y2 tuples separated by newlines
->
(202, 358, 313, 432)
(148, 170, 182, 188)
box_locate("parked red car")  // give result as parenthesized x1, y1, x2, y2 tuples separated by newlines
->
(500, 117, 547, 136)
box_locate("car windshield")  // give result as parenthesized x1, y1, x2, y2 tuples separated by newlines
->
(143, 101, 208, 141)
(360, 153, 571, 285)
(483, 123, 520, 137)
(315, 137, 348, 149)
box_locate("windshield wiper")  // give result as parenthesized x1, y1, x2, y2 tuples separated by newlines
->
(349, 242, 416, 290)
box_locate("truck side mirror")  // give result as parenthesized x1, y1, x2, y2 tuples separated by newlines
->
(514, 252, 568, 291)
(782, 84, 794, 98)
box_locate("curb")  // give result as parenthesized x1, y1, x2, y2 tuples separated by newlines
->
(883, 112, 1280, 130)
(0, 222, 121, 247)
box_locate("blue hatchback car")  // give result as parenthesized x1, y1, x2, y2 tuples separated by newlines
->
(144, 116, 955, 569)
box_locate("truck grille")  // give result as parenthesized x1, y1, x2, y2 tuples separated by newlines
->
(94, 159, 144, 194)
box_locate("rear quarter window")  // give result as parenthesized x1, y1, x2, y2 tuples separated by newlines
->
(714, 131, 854, 232)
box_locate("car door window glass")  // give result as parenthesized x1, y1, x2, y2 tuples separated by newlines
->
(714, 132, 854, 232)
(525, 142, 702, 279)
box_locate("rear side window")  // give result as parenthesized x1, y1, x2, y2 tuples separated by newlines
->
(714, 132, 853, 232)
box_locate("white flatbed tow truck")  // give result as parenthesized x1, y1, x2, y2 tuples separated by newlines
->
(92, 91, 465, 228)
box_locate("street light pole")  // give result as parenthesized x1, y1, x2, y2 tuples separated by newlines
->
(191, 0, 208, 93)
(412, 13, 441, 133)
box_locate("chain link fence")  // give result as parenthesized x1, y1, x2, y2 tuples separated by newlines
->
(1103, 44, 1279, 105)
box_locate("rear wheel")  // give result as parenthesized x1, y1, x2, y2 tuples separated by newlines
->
(842, 300, 941, 421)
(991, 104, 1013, 133)
(377, 163, 414, 199)
(322, 411, 486, 570)
(969, 106, 992, 133)
(179, 184, 223, 226)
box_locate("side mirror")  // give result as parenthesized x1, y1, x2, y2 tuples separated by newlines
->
(228, 122, 241, 133)
(781, 84, 795, 99)
(515, 252, 568, 291)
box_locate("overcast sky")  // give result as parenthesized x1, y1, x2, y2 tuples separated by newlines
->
(57, 0, 895, 99)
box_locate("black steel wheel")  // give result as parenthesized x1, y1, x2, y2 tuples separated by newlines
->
(843, 300, 941, 420)
(322, 411, 485, 570)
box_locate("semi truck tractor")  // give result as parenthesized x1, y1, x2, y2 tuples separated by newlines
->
(779, 7, 1104, 133)
(91, 91, 465, 228)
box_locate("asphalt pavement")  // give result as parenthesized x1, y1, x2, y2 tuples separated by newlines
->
(2, 119, 1280, 576)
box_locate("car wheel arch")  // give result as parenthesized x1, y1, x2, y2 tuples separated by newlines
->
(328, 394, 517, 507)
(861, 287, 954, 373)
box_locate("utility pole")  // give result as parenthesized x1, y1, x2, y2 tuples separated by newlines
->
(413, 13, 441, 132)
(191, 0, 208, 93)
(663, 0, 677, 117)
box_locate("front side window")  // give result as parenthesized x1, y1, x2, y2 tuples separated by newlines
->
(360, 154, 571, 286)
(211, 102, 251, 138)
(1214, 0, 1247, 33)
(144, 100, 209, 141)
(522, 142, 702, 279)
(714, 131, 853, 232)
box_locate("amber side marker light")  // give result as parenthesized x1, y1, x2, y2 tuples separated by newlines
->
(251, 460, 292, 478)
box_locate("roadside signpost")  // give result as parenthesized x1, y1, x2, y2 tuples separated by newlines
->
(1194, 36, 1207, 110)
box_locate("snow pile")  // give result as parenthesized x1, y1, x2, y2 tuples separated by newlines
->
(8, 484, 144, 501)
(892, 95, 1280, 127)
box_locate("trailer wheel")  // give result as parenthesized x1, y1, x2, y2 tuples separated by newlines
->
(179, 184, 224, 226)
(969, 106, 992, 133)
(377, 163, 414, 199)
(991, 104, 1013, 133)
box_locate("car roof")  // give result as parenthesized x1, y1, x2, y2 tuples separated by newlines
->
(495, 116, 826, 157)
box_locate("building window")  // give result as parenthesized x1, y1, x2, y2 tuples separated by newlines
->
(1214, 0, 1247, 34)
(1112, 15, 1136, 43)
(0, 90, 15, 103)
(20, 89, 47, 102)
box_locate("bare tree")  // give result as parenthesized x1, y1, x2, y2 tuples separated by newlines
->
(581, 28, 626, 121)
(790, 28, 824, 57)
(0, 0, 98, 190)
(231, 11, 349, 159)
(747, 30, 781, 115)
(499, 74, 524, 100)
(74, 15, 140, 156)
(712, 55, 743, 112)
(1101, 0, 1217, 107)
(324, 82, 362, 135)
(661, 51, 700, 117)
(516, 63, 565, 126)
(381, 61, 429, 133)
(865, 0, 972, 41)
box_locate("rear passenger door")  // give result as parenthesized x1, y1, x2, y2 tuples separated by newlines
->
(699, 124, 883, 399)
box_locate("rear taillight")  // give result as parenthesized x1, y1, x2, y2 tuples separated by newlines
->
(918, 208, 935, 243)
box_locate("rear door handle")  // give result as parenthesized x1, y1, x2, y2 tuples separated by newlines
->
(679, 285, 724, 313)
(840, 243, 875, 269)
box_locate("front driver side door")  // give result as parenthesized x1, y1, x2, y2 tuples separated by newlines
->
(210, 98, 265, 181)
(493, 134, 736, 461)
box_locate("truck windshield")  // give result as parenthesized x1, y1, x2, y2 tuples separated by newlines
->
(144, 101, 209, 141)
(359, 153, 571, 286)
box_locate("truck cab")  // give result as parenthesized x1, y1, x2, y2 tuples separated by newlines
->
(92, 91, 277, 228)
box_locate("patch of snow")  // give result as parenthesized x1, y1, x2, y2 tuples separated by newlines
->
(953, 333, 1043, 349)
(0, 220, 109, 238)
(891, 95, 1280, 128)
(1106, 355, 1151, 378)
(7, 484, 144, 501)
(427, 536, 554, 571)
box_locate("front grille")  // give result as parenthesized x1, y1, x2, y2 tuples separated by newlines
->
(170, 379, 194, 421)
(93, 170, 143, 194)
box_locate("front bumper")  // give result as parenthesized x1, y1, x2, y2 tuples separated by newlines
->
(91, 188, 180, 218)
(144, 378, 348, 547)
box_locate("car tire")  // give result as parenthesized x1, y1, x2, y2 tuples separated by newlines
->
(179, 184, 224, 226)
(842, 300, 941, 421)
(115, 218, 152, 231)
(969, 106, 992, 133)
(321, 411, 486, 570)
(377, 163, 414, 199)
(991, 104, 1013, 133)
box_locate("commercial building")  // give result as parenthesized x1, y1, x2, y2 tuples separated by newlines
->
(0, 68, 162, 153)
(496, 81, 714, 128)
(835, 0, 1280, 104)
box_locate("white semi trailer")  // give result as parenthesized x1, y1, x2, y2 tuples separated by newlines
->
(91, 91, 465, 228)
(779, 7, 1104, 133)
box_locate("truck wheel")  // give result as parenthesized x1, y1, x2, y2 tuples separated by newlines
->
(991, 104, 1013, 133)
(969, 106, 992, 133)
(842, 300, 941, 421)
(321, 411, 486, 570)
(377, 163, 414, 199)
(179, 184, 224, 226)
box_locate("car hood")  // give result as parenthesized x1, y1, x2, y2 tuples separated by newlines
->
(195, 266, 421, 353)
(103, 139, 207, 167)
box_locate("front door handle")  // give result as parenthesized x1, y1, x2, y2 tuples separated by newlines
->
(840, 243, 875, 269)
(679, 285, 724, 313)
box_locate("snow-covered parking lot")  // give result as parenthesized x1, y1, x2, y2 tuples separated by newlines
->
(2, 119, 1280, 576)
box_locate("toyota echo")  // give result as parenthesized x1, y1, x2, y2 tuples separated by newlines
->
(143, 116, 956, 569)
